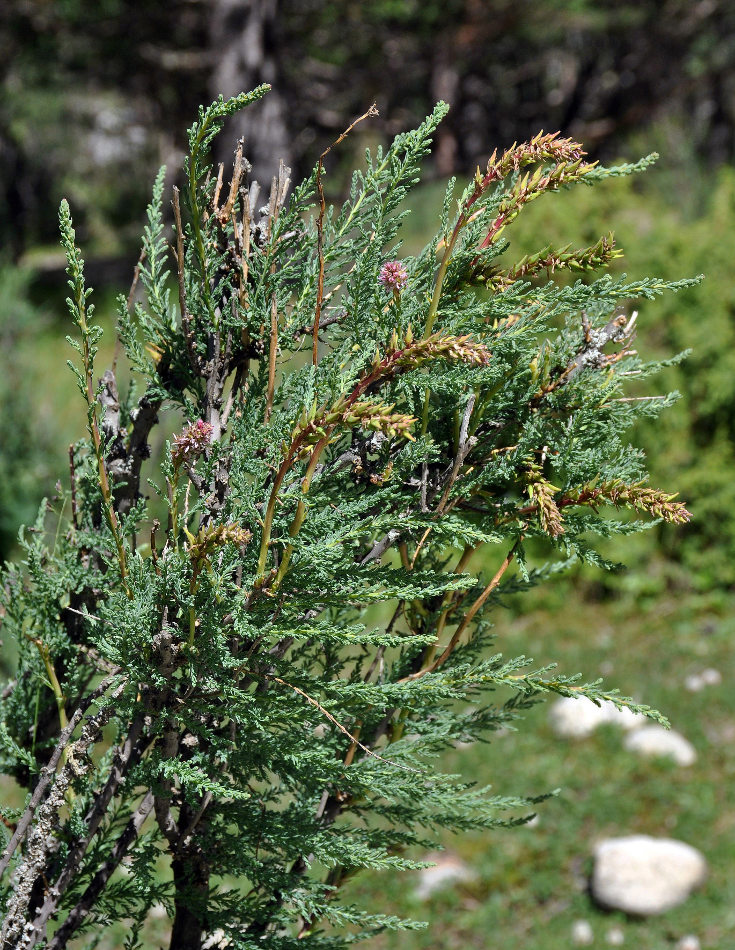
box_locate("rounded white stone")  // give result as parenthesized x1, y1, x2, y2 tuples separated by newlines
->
(684, 674, 704, 693)
(623, 725, 697, 766)
(549, 697, 609, 738)
(676, 936, 701, 950)
(571, 919, 594, 945)
(415, 853, 473, 900)
(605, 925, 625, 945)
(548, 697, 645, 739)
(592, 836, 707, 915)
(700, 668, 722, 686)
(685, 667, 721, 692)
(608, 703, 647, 732)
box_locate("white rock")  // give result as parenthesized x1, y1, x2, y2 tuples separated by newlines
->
(624, 725, 697, 766)
(548, 697, 645, 739)
(685, 668, 722, 692)
(676, 937, 701, 950)
(605, 925, 625, 945)
(571, 919, 594, 945)
(592, 836, 707, 915)
(684, 674, 704, 693)
(701, 668, 722, 686)
(609, 704, 647, 732)
(548, 697, 609, 738)
(415, 853, 473, 899)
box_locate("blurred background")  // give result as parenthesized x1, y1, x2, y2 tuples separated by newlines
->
(1, 1, 734, 947)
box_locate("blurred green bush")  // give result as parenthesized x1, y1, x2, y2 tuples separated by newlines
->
(0, 268, 51, 559)
(492, 165, 735, 592)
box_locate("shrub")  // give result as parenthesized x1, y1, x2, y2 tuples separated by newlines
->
(0, 88, 695, 949)
(492, 166, 733, 592)
(0, 268, 49, 564)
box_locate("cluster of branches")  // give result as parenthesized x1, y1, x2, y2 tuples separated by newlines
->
(4, 0, 735, 256)
(0, 88, 695, 949)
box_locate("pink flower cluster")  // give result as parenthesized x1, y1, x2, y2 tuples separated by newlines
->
(172, 419, 213, 468)
(379, 260, 408, 293)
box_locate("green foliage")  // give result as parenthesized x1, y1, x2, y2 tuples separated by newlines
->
(0, 92, 693, 949)
(488, 165, 734, 591)
(0, 269, 50, 565)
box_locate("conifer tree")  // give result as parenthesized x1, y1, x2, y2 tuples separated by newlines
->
(0, 88, 695, 950)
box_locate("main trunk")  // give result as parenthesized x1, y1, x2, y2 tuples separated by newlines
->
(169, 810, 211, 950)
(209, 0, 291, 187)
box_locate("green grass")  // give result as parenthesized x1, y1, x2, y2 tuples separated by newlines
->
(345, 579, 735, 950)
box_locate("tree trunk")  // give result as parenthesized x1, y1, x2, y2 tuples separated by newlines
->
(209, 0, 291, 188)
(431, 44, 460, 176)
(169, 803, 211, 950)
(170, 853, 210, 949)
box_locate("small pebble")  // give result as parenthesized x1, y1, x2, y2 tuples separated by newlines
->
(676, 937, 701, 950)
(623, 725, 697, 766)
(684, 674, 703, 692)
(548, 697, 645, 739)
(701, 667, 722, 686)
(415, 853, 473, 899)
(606, 924, 625, 945)
(685, 668, 722, 692)
(571, 919, 594, 945)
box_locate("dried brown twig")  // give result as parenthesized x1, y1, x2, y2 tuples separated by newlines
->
(313, 104, 379, 367)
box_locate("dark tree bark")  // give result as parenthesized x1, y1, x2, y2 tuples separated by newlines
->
(169, 806, 211, 950)
(209, 0, 291, 187)
(431, 44, 460, 176)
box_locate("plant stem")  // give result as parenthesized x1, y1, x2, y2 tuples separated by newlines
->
(75, 287, 130, 596)
(402, 542, 517, 682)
(272, 439, 329, 590)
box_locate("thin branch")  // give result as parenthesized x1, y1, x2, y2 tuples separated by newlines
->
(538, 311, 637, 398)
(294, 310, 345, 338)
(401, 543, 518, 682)
(264, 161, 290, 424)
(0, 674, 120, 879)
(313, 104, 378, 366)
(243, 669, 418, 774)
(436, 394, 477, 514)
(220, 361, 244, 429)
(360, 528, 400, 566)
(153, 724, 181, 847)
(173, 185, 203, 375)
(217, 138, 246, 224)
(68, 445, 79, 529)
(212, 161, 225, 213)
(27, 712, 149, 942)
(46, 791, 155, 950)
(0, 681, 126, 947)
(177, 790, 212, 848)
(111, 247, 146, 375)
(410, 395, 478, 569)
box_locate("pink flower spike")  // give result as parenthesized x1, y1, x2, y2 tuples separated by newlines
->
(172, 419, 213, 468)
(379, 260, 408, 293)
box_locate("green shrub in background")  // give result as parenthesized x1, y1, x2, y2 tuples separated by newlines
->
(0, 268, 49, 562)
(0, 91, 695, 949)
(493, 167, 734, 592)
